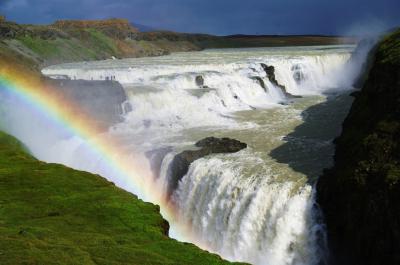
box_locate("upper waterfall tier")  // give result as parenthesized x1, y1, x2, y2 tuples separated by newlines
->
(43, 46, 355, 97)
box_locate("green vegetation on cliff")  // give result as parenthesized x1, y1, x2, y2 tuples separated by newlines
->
(0, 131, 244, 265)
(317, 29, 400, 265)
(0, 18, 197, 67)
(0, 17, 356, 68)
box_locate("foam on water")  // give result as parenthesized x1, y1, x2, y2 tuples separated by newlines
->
(43, 46, 354, 133)
(37, 45, 363, 265)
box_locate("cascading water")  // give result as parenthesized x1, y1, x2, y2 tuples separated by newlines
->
(3, 45, 362, 265)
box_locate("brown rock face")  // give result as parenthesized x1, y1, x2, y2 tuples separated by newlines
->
(53, 18, 139, 39)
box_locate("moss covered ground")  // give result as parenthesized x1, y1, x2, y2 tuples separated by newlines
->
(0, 131, 245, 265)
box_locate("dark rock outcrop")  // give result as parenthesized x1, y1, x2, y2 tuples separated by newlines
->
(252, 76, 267, 92)
(167, 137, 247, 197)
(195, 75, 205, 87)
(317, 30, 400, 265)
(261, 63, 301, 98)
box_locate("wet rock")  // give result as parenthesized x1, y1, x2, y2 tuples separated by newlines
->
(252, 76, 267, 92)
(261, 63, 301, 99)
(167, 137, 247, 197)
(195, 75, 205, 87)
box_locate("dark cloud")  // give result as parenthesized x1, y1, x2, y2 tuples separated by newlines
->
(0, 0, 399, 35)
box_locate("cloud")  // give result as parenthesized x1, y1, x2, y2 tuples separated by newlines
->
(1, 0, 399, 35)
(0, 0, 28, 10)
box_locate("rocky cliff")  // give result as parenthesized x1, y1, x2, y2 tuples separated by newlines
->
(167, 137, 247, 197)
(0, 18, 200, 67)
(0, 17, 356, 68)
(53, 18, 139, 39)
(317, 29, 400, 265)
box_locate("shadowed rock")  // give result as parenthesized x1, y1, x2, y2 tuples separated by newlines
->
(252, 76, 267, 92)
(195, 75, 205, 87)
(167, 137, 247, 197)
(261, 63, 301, 99)
(317, 30, 400, 265)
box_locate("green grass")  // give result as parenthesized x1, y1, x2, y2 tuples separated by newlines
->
(84, 29, 119, 56)
(16, 29, 121, 64)
(0, 131, 245, 265)
(17, 36, 61, 58)
(377, 29, 400, 65)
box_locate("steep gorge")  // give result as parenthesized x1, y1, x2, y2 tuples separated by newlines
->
(317, 29, 400, 265)
(1, 17, 397, 265)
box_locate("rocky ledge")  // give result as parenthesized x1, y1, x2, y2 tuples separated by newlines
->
(53, 18, 139, 39)
(167, 137, 247, 197)
(317, 29, 400, 265)
(260, 63, 301, 99)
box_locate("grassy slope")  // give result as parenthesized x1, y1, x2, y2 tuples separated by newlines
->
(13, 30, 129, 65)
(11, 32, 200, 67)
(0, 19, 356, 68)
(0, 22, 245, 265)
(0, 131, 244, 265)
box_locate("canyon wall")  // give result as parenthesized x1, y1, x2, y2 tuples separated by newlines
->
(317, 29, 400, 265)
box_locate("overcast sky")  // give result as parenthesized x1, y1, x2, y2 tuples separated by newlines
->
(1, 0, 399, 35)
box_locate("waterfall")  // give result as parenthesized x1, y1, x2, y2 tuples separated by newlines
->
(43, 47, 353, 133)
(31, 46, 359, 265)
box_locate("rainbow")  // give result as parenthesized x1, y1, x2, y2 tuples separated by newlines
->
(0, 62, 178, 219)
(0, 61, 220, 253)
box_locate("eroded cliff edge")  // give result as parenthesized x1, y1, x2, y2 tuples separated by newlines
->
(0, 19, 248, 265)
(0, 122, 246, 265)
(0, 17, 356, 68)
(317, 29, 400, 265)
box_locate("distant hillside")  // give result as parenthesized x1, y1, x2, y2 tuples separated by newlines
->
(53, 18, 139, 38)
(0, 18, 200, 67)
(132, 22, 158, 32)
(0, 18, 357, 68)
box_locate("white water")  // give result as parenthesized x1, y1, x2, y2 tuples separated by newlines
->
(43, 46, 353, 133)
(4, 45, 362, 265)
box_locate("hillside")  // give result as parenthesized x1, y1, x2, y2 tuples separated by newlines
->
(0, 18, 251, 265)
(0, 130, 246, 265)
(0, 18, 356, 68)
(317, 29, 400, 265)
(0, 18, 200, 67)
